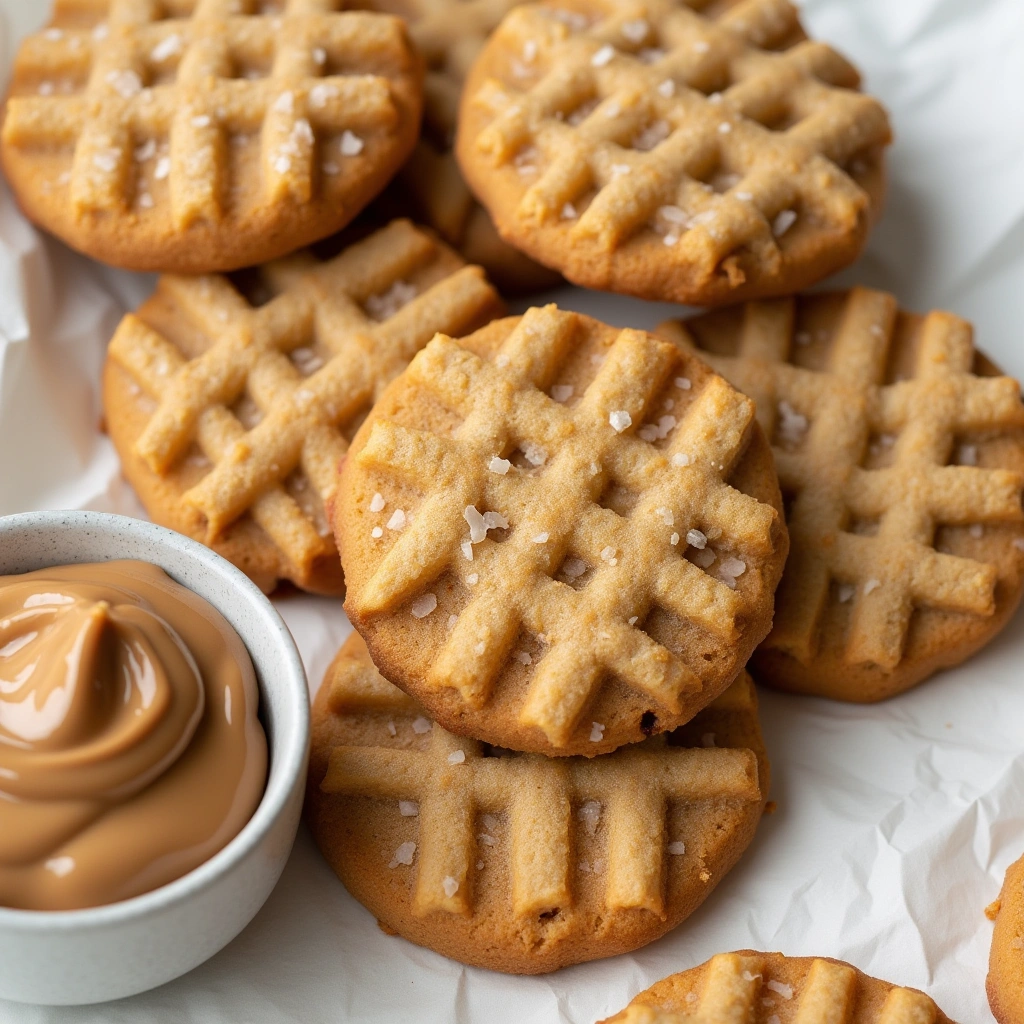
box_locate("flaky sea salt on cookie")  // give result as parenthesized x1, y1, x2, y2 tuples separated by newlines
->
(0, 2, 423, 273)
(307, 634, 769, 975)
(103, 219, 503, 595)
(456, 0, 891, 306)
(659, 287, 1024, 703)
(601, 950, 957, 1024)
(335, 304, 787, 755)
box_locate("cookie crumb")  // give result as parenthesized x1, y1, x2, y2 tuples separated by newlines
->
(986, 899, 1002, 921)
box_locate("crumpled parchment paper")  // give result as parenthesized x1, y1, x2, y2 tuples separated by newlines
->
(1, 0, 1023, 1020)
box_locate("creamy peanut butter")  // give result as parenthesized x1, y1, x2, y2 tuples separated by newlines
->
(0, 560, 267, 911)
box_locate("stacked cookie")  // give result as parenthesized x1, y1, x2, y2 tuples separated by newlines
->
(3, 0, 1021, 1011)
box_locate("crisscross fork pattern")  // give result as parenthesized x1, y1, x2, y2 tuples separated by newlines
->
(667, 288, 1024, 670)
(4, 0, 410, 221)
(107, 219, 500, 582)
(352, 305, 779, 745)
(632, 952, 940, 1024)
(321, 709, 759, 920)
(465, 0, 890, 277)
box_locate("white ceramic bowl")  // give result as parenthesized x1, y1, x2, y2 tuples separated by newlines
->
(0, 511, 310, 1005)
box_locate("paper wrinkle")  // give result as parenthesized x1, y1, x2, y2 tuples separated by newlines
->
(1, 0, 1024, 1020)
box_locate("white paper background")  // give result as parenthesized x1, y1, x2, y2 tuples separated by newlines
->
(1, 1, 1023, 1020)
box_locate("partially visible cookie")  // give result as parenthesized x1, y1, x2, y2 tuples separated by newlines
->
(307, 634, 769, 975)
(363, 0, 561, 292)
(1, 3, 422, 273)
(658, 287, 1024, 702)
(335, 305, 787, 755)
(103, 219, 503, 594)
(602, 950, 956, 1023)
(988, 852, 1024, 1024)
(456, 0, 891, 306)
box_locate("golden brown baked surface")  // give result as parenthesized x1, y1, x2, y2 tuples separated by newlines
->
(988, 853, 1024, 1024)
(307, 634, 769, 974)
(456, 0, 890, 306)
(659, 287, 1024, 702)
(602, 951, 956, 1024)
(335, 305, 787, 754)
(1, 0, 423, 273)
(103, 218, 503, 594)
(359, 0, 561, 292)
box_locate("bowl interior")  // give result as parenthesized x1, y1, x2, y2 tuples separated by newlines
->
(0, 510, 310, 928)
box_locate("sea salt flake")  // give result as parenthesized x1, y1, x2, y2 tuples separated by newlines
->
(655, 506, 675, 526)
(591, 44, 615, 67)
(370, 492, 385, 512)
(777, 399, 808, 445)
(521, 442, 547, 466)
(93, 150, 118, 172)
(693, 547, 716, 568)
(668, 841, 686, 855)
(686, 529, 707, 549)
(621, 18, 648, 42)
(767, 1016, 781, 1024)
(474, 641, 485, 655)
(672, 452, 692, 467)
(693, 39, 710, 53)
(273, 90, 294, 114)
(386, 509, 406, 531)
(837, 583, 856, 603)
(610, 163, 631, 178)
(310, 83, 339, 108)
(340, 130, 364, 155)
(45, 856, 75, 877)
(461, 540, 474, 562)
(154, 156, 171, 180)
(516, 651, 533, 665)
(736, 190, 754, 201)
(670, 532, 680, 546)
(399, 800, 419, 816)
(658, 79, 675, 98)
(370, 526, 383, 539)
(864, 578, 882, 595)
(274, 154, 291, 174)
(447, 614, 458, 629)
(609, 410, 632, 432)
(578, 799, 602, 835)
(562, 557, 587, 579)
(969, 523, 984, 538)
(482, 814, 499, 832)
(628, 615, 638, 626)
(703, 732, 717, 747)
(718, 121, 732, 134)
(551, 384, 574, 402)
(466, 573, 479, 586)
(532, 533, 549, 544)
(675, 376, 692, 390)
(639, 47, 664, 63)
(105, 69, 142, 98)
(478, 833, 496, 846)
(560, 203, 577, 220)
(387, 720, 397, 736)
(600, 546, 617, 564)
(448, 750, 466, 765)
(767, 981, 793, 999)
(522, 39, 538, 62)
(138, 192, 153, 208)
(313, 46, 327, 65)
(773, 209, 797, 237)
(134, 139, 157, 162)
(410, 593, 437, 618)
(488, 456, 511, 475)
(720, 557, 746, 577)
(589, 722, 605, 742)
(412, 717, 431, 734)
(389, 841, 416, 868)
(365, 280, 416, 320)
(191, 114, 211, 128)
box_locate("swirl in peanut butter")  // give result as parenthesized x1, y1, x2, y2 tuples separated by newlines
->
(0, 560, 267, 910)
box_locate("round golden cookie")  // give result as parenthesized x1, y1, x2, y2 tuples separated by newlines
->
(455, 0, 891, 307)
(602, 950, 956, 1024)
(0, 4, 423, 273)
(658, 287, 1024, 702)
(307, 633, 770, 975)
(988, 852, 1024, 1024)
(102, 219, 503, 594)
(335, 305, 788, 755)
(356, 0, 562, 293)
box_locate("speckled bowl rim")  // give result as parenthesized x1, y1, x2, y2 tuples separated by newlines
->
(0, 510, 309, 932)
